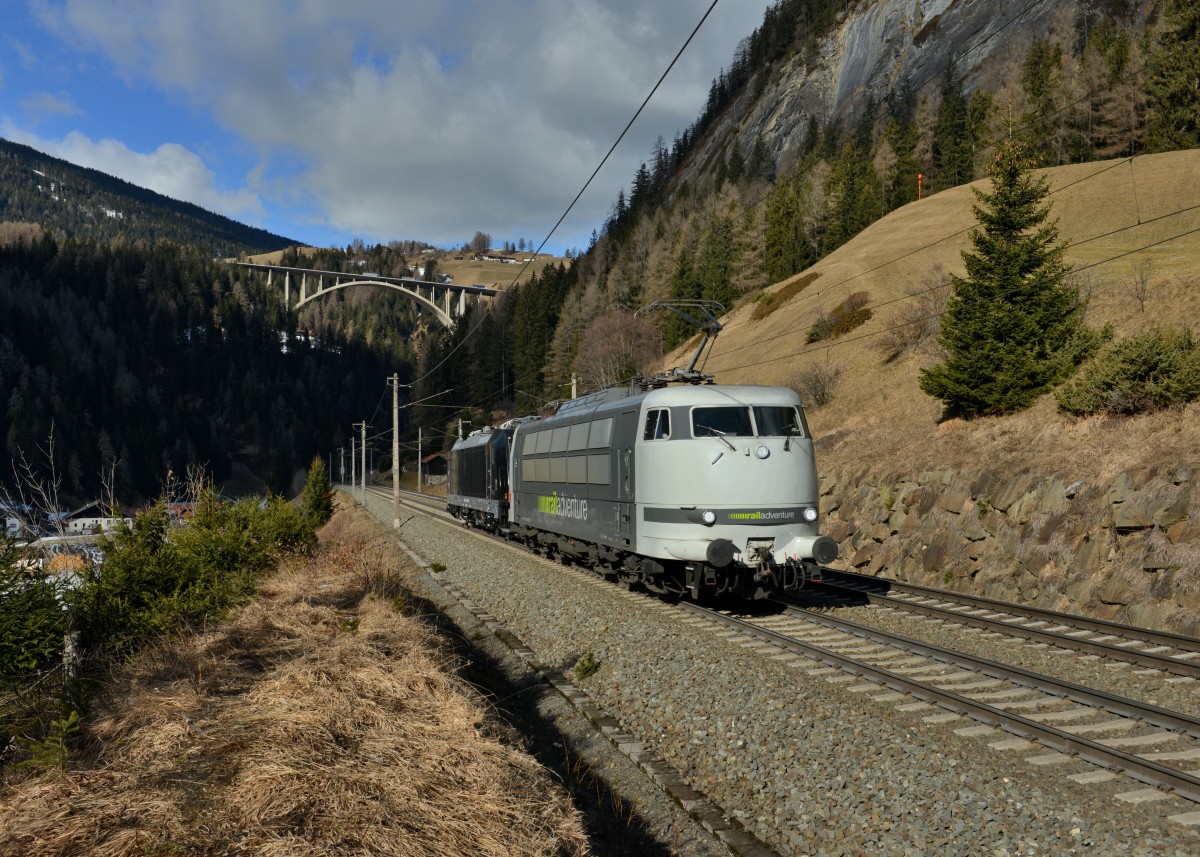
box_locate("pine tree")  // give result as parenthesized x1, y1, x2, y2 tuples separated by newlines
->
(300, 455, 334, 525)
(1144, 0, 1200, 153)
(919, 140, 1098, 418)
(664, 248, 698, 350)
(697, 214, 735, 309)
(764, 171, 813, 284)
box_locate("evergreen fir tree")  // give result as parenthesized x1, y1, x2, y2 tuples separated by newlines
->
(301, 455, 334, 525)
(919, 139, 1098, 418)
(764, 170, 814, 284)
(697, 214, 735, 309)
(664, 248, 698, 350)
(1145, 0, 1200, 153)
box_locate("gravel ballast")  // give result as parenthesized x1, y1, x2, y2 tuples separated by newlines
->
(360, 492, 1200, 856)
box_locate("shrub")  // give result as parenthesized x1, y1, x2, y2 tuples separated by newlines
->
(807, 291, 873, 343)
(1056, 327, 1200, 415)
(0, 537, 68, 678)
(71, 491, 316, 658)
(788, 364, 842, 408)
(875, 265, 953, 362)
(751, 271, 821, 321)
(573, 652, 598, 680)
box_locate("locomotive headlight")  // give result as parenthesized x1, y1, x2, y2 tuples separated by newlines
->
(754, 444, 770, 459)
(803, 507, 818, 522)
(701, 509, 717, 526)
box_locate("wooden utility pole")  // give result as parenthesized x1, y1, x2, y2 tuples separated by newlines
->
(350, 438, 356, 490)
(417, 427, 423, 495)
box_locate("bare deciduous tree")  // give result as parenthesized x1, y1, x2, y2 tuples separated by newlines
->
(875, 263, 953, 363)
(788, 363, 842, 408)
(1126, 259, 1153, 314)
(573, 310, 661, 393)
(3, 428, 69, 543)
(470, 231, 492, 254)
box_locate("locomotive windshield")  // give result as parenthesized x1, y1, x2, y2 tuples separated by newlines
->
(691, 406, 805, 438)
(692, 407, 753, 437)
(753, 406, 805, 437)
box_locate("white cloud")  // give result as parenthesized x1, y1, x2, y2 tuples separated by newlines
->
(20, 91, 84, 126)
(30, 0, 771, 248)
(0, 122, 264, 221)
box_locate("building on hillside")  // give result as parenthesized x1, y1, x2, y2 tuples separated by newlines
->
(421, 453, 448, 485)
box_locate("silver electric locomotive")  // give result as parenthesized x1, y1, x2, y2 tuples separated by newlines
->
(449, 382, 835, 599)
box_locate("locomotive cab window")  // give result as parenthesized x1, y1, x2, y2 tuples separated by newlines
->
(643, 409, 670, 440)
(692, 406, 752, 438)
(752, 406, 805, 437)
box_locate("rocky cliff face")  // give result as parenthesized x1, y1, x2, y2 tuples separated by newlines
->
(684, 0, 1153, 180)
(819, 458, 1198, 634)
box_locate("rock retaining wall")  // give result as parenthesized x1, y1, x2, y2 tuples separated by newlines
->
(820, 464, 1199, 635)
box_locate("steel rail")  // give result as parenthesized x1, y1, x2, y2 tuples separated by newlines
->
(777, 602, 1200, 737)
(811, 573, 1200, 679)
(822, 567, 1200, 655)
(681, 602, 1200, 804)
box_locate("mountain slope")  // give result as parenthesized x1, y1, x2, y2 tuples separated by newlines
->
(0, 138, 294, 255)
(670, 149, 1200, 632)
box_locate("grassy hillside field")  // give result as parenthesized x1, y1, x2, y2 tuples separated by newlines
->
(670, 149, 1200, 487)
(244, 247, 570, 291)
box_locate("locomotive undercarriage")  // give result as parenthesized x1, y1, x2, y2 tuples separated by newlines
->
(449, 504, 818, 601)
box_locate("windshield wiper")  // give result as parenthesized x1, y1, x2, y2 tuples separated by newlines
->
(784, 424, 797, 452)
(700, 426, 736, 451)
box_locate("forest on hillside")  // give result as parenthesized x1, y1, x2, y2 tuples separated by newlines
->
(417, 0, 1197, 418)
(0, 139, 294, 256)
(0, 231, 415, 507)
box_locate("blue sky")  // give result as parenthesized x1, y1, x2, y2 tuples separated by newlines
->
(1, 1, 773, 254)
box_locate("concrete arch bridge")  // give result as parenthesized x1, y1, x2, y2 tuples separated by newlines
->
(234, 262, 498, 327)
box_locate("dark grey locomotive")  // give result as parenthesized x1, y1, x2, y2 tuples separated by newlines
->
(448, 382, 835, 600)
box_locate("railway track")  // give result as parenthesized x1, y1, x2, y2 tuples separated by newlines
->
(354, 484, 1200, 824)
(707, 603, 1200, 814)
(811, 568, 1200, 679)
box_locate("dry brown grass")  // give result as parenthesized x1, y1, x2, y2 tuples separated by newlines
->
(436, 254, 571, 290)
(657, 150, 1200, 487)
(0, 507, 586, 857)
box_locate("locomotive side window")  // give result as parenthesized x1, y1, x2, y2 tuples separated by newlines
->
(692, 406, 753, 437)
(550, 456, 567, 482)
(588, 453, 610, 484)
(535, 431, 552, 454)
(642, 409, 670, 440)
(521, 459, 535, 481)
(567, 423, 589, 451)
(533, 458, 550, 482)
(752, 406, 805, 437)
(566, 455, 587, 483)
(588, 418, 613, 449)
(551, 427, 569, 452)
(520, 432, 535, 456)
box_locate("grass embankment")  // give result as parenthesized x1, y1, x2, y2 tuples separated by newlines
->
(668, 149, 1200, 487)
(0, 505, 585, 856)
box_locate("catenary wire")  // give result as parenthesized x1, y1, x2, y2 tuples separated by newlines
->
(409, 0, 722, 389)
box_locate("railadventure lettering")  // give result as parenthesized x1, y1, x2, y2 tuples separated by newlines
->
(538, 492, 589, 521)
(728, 510, 797, 521)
